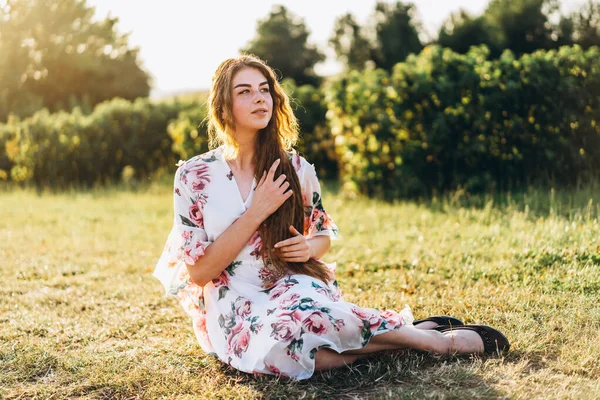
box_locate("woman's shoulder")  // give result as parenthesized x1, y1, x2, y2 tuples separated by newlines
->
(176, 148, 222, 170)
(286, 150, 314, 176)
(174, 147, 223, 184)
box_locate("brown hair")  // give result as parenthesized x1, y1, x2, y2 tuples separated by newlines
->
(206, 54, 331, 284)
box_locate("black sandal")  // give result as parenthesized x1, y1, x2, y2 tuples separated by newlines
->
(413, 315, 464, 331)
(438, 324, 510, 354)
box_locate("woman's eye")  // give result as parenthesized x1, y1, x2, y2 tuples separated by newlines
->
(238, 88, 269, 95)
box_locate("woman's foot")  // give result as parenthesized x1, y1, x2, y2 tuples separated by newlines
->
(413, 315, 464, 331)
(439, 325, 510, 354)
(442, 329, 485, 353)
(414, 320, 439, 330)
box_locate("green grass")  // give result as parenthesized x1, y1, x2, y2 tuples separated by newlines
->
(1, 182, 600, 399)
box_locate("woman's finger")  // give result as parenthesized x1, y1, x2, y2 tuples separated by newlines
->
(281, 256, 309, 262)
(278, 244, 307, 253)
(274, 238, 294, 248)
(279, 181, 290, 191)
(255, 171, 266, 190)
(273, 173, 286, 187)
(279, 249, 308, 258)
(267, 158, 280, 181)
(258, 170, 267, 186)
(289, 225, 302, 236)
(280, 189, 293, 201)
(274, 235, 304, 248)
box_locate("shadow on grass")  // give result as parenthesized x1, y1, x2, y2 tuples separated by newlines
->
(213, 350, 508, 400)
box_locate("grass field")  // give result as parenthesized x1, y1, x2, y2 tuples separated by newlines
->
(1, 181, 599, 399)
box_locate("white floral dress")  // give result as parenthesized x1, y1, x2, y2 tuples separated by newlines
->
(153, 146, 414, 380)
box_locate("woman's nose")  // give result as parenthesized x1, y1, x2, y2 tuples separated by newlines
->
(254, 91, 265, 103)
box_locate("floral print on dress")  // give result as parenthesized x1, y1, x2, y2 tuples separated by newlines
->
(258, 261, 283, 289)
(247, 231, 262, 260)
(311, 281, 341, 302)
(270, 292, 347, 361)
(300, 161, 339, 239)
(219, 296, 263, 359)
(153, 155, 214, 318)
(213, 261, 242, 301)
(153, 147, 414, 381)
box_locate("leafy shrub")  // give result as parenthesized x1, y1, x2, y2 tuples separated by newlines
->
(327, 45, 600, 199)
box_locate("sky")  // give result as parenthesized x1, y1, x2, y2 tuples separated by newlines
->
(87, 0, 585, 97)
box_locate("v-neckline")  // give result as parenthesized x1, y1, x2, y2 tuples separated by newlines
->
(231, 172, 256, 206)
(220, 149, 256, 206)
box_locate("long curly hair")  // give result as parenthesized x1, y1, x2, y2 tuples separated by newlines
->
(206, 54, 331, 284)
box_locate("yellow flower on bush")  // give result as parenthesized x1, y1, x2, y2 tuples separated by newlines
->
(5, 139, 19, 161)
(121, 165, 136, 182)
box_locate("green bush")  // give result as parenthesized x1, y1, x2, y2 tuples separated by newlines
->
(327, 45, 600, 199)
(0, 97, 195, 188)
(283, 79, 338, 179)
(167, 104, 210, 161)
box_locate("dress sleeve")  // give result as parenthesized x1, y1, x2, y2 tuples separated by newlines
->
(299, 156, 339, 240)
(153, 162, 212, 313)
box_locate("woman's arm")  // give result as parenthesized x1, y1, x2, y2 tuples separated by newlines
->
(274, 226, 331, 262)
(186, 158, 290, 286)
(186, 208, 264, 286)
(308, 235, 331, 260)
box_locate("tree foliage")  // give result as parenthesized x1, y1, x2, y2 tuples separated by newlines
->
(484, 0, 560, 55)
(371, 1, 424, 70)
(329, 13, 372, 71)
(567, 0, 600, 49)
(437, 0, 600, 57)
(241, 5, 325, 86)
(437, 10, 501, 56)
(0, 0, 150, 122)
(330, 1, 423, 72)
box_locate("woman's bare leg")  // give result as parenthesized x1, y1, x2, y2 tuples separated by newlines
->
(313, 325, 485, 371)
(413, 321, 438, 330)
(314, 349, 361, 371)
(341, 325, 485, 356)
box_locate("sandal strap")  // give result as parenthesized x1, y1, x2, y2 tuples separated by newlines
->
(414, 316, 464, 327)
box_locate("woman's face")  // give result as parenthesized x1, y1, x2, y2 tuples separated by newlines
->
(230, 67, 273, 134)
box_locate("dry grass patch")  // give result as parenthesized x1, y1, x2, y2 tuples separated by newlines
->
(1, 183, 599, 399)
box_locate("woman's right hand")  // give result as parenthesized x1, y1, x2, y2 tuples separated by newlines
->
(249, 158, 293, 222)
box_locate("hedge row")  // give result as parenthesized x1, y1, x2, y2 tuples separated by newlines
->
(2, 45, 599, 196)
(326, 45, 600, 198)
(0, 84, 337, 187)
(0, 98, 195, 188)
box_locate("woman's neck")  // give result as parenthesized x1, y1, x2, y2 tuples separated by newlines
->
(228, 132, 256, 171)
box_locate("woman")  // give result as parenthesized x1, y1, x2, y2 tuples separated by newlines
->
(153, 54, 509, 380)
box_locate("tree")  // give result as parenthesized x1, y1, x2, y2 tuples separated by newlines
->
(242, 5, 325, 86)
(437, 10, 501, 56)
(436, 0, 585, 57)
(329, 13, 372, 71)
(371, 1, 423, 70)
(569, 0, 600, 49)
(555, 14, 576, 47)
(0, 0, 150, 121)
(483, 0, 560, 55)
(328, 1, 424, 72)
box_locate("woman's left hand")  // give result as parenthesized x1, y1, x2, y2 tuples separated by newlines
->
(274, 225, 312, 262)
